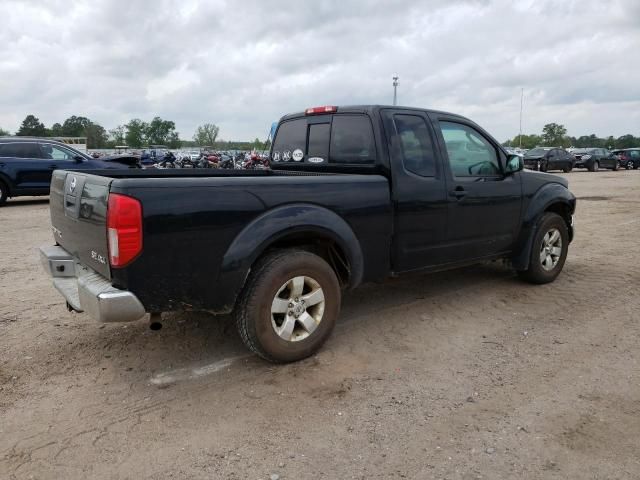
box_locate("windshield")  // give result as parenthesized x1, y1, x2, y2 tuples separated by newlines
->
(573, 148, 596, 154)
(525, 148, 548, 156)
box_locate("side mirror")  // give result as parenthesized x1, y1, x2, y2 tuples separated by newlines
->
(74, 155, 84, 163)
(505, 155, 524, 174)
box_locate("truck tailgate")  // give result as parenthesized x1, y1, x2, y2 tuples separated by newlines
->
(49, 170, 112, 279)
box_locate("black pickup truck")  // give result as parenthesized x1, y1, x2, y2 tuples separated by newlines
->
(40, 105, 576, 362)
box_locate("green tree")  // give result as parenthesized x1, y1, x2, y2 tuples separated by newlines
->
(0, 127, 9, 136)
(541, 123, 567, 146)
(145, 116, 179, 146)
(109, 125, 126, 145)
(16, 115, 47, 136)
(48, 122, 63, 137)
(61, 116, 92, 136)
(125, 119, 148, 148)
(193, 123, 220, 146)
(615, 134, 638, 149)
(510, 134, 542, 149)
(85, 123, 108, 148)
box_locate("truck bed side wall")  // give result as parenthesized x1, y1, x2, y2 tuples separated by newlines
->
(109, 175, 392, 313)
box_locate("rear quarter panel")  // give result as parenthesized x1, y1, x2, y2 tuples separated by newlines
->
(110, 174, 392, 313)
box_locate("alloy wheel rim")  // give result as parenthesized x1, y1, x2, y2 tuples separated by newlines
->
(270, 276, 325, 342)
(539, 228, 562, 271)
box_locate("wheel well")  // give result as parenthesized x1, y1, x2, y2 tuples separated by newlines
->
(0, 174, 11, 194)
(262, 233, 351, 287)
(545, 202, 572, 238)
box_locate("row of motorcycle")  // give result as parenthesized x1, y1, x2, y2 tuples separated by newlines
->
(151, 152, 269, 170)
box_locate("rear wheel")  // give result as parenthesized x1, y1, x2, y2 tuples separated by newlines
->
(517, 212, 569, 284)
(0, 180, 8, 206)
(235, 249, 341, 363)
(562, 164, 572, 173)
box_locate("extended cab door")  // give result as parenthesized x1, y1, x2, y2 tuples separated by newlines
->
(429, 114, 522, 261)
(381, 109, 449, 272)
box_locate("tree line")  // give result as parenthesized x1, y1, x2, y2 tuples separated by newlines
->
(1, 115, 267, 150)
(504, 123, 640, 150)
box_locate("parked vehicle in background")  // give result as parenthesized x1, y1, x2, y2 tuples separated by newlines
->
(573, 148, 619, 171)
(524, 147, 575, 173)
(0, 137, 139, 205)
(40, 105, 576, 363)
(612, 148, 640, 169)
(140, 145, 170, 167)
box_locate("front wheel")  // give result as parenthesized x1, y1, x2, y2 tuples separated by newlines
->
(563, 164, 573, 173)
(517, 212, 569, 284)
(235, 249, 341, 363)
(613, 161, 619, 171)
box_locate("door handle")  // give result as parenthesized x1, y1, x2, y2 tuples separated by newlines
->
(449, 186, 467, 199)
(50, 164, 58, 169)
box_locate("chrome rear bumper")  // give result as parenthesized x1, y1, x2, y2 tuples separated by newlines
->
(39, 245, 146, 323)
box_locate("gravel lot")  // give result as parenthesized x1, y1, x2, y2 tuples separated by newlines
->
(1, 170, 639, 479)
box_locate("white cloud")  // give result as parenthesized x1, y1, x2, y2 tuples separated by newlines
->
(0, 0, 638, 141)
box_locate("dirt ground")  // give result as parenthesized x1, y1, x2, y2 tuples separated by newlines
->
(1, 170, 639, 479)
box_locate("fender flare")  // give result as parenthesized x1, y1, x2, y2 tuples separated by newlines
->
(512, 183, 576, 270)
(218, 203, 364, 307)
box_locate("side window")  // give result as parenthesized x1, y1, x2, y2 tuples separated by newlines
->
(329, 115, 376, 164)
(307, 123, 330, 163)
(392, 114, 436, 176)
(40, 144, 77, 161)
(438, 121, 500, 177)
(0, 143, 42, 159)
(630, 151, 639, 158)
(271, 118, 307, 162)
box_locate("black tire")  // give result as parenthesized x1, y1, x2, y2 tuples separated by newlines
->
(539, 161, 547, 172)
(588, 160, 599, 172)
(235, 249, 341, 363)
(633, 161, 639, 170)
(517, 212, 569, 285)
(0, 180, 8, 206)
(612, 161, 619, 171)
(562, 164, 572, 173)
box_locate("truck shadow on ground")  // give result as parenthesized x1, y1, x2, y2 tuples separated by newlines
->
(59, 261, 518, 386)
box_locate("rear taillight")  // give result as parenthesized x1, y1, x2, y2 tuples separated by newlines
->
(305, 105, 338, 115)
(107, 193, 142, 267)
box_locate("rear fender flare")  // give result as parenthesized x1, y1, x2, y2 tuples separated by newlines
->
(220, 203, 364, 300)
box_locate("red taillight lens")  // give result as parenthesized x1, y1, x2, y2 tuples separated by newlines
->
(305, 105, 338, 115)
(107, 193, 142, 267)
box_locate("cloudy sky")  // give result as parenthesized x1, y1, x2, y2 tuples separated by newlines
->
(1, 0, 639, 142)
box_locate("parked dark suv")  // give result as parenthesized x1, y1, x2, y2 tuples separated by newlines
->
(572, 148, 619, 171)
(0, 137, 139, 206)
(523, 147, 575, 172)
(612, 148, 640, 169)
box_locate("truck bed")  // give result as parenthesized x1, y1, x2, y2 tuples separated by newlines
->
(48, 168, 393, 313)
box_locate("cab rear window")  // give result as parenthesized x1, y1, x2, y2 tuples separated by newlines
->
(271, 114, 376, 165)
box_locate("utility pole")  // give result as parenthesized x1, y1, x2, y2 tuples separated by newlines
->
(392, 76, 399, 106)
(519, 87, 524, 149)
